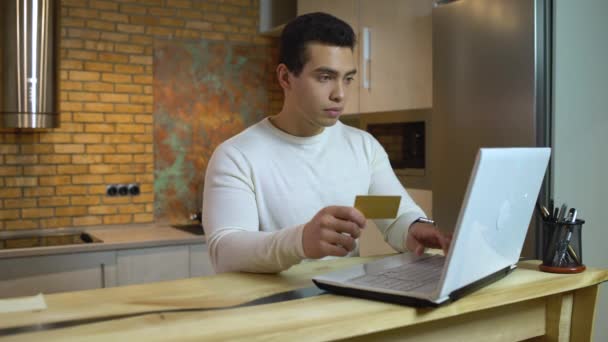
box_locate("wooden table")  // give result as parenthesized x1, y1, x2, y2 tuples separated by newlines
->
(1, 256, 606, 341)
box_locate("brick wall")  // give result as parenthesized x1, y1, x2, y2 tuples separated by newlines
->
(0, 0, 282, 231)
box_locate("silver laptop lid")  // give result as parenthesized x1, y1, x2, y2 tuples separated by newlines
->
(437, 148, 551, 298)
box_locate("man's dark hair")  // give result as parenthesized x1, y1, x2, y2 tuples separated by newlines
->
(279, 12, 356, 76)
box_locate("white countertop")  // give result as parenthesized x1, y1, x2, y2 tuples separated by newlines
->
(0, 223, 205, 259)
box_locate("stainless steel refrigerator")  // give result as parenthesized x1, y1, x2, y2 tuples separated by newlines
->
(431, 0, 553, 257)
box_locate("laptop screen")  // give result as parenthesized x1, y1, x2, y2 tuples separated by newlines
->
(438, 148, 550, 298)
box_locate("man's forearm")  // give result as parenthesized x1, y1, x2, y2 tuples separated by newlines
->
(207, 225, 306, 273)
(382, 210, 426, 252)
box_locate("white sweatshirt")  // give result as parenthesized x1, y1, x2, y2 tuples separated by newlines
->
(203, 117, 426, 273)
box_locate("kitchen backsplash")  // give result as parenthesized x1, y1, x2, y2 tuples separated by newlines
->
(154, 40, 273, 223)
(0, 0, 282, 231)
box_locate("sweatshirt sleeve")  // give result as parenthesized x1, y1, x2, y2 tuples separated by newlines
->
(202, 144, 306, 273)
(367, 138, 427, 252)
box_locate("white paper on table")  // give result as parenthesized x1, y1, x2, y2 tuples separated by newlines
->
(0, 293, 47, 313)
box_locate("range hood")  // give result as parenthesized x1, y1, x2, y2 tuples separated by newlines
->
(1, 0, 59, 128)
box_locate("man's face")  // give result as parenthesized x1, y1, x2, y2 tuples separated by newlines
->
(285, 42, 356, 134)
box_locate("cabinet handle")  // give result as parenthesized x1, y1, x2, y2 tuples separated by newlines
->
(362, 27, 371, 90)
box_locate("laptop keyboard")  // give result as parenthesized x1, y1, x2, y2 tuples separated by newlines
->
(350, 254, 446, 292)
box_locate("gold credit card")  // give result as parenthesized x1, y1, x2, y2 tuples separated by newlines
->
(354, 195, 401, 219)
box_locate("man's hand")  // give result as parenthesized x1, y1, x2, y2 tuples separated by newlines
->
(302, 206, 366, 259)
(405, 222, 452, 256)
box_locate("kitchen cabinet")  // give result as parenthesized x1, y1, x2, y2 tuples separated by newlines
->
(298, 0, 433, 114)
(189, 243, 214, 277)
(0, 251, 117, 298)
(116, 246, 191, 286)
(115, 244, 214, 285)
(0, 243, 213, 298)
(259, 0, 297, 36)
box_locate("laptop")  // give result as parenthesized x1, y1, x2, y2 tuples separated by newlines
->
(313, 147, 551, 306)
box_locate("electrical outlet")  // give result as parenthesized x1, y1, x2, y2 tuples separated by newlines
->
(106, 184, 118, 197)
(117, 184, 129, 196)
(128, 183, 140, 196)
(106, 184, 140, 196)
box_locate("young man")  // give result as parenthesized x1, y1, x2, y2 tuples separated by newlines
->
(203, 12, 451, 273)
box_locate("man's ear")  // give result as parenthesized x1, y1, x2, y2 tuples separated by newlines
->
(276, 64, 292, 90)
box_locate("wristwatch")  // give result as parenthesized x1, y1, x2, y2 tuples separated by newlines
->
(413, 217, 436, 226)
